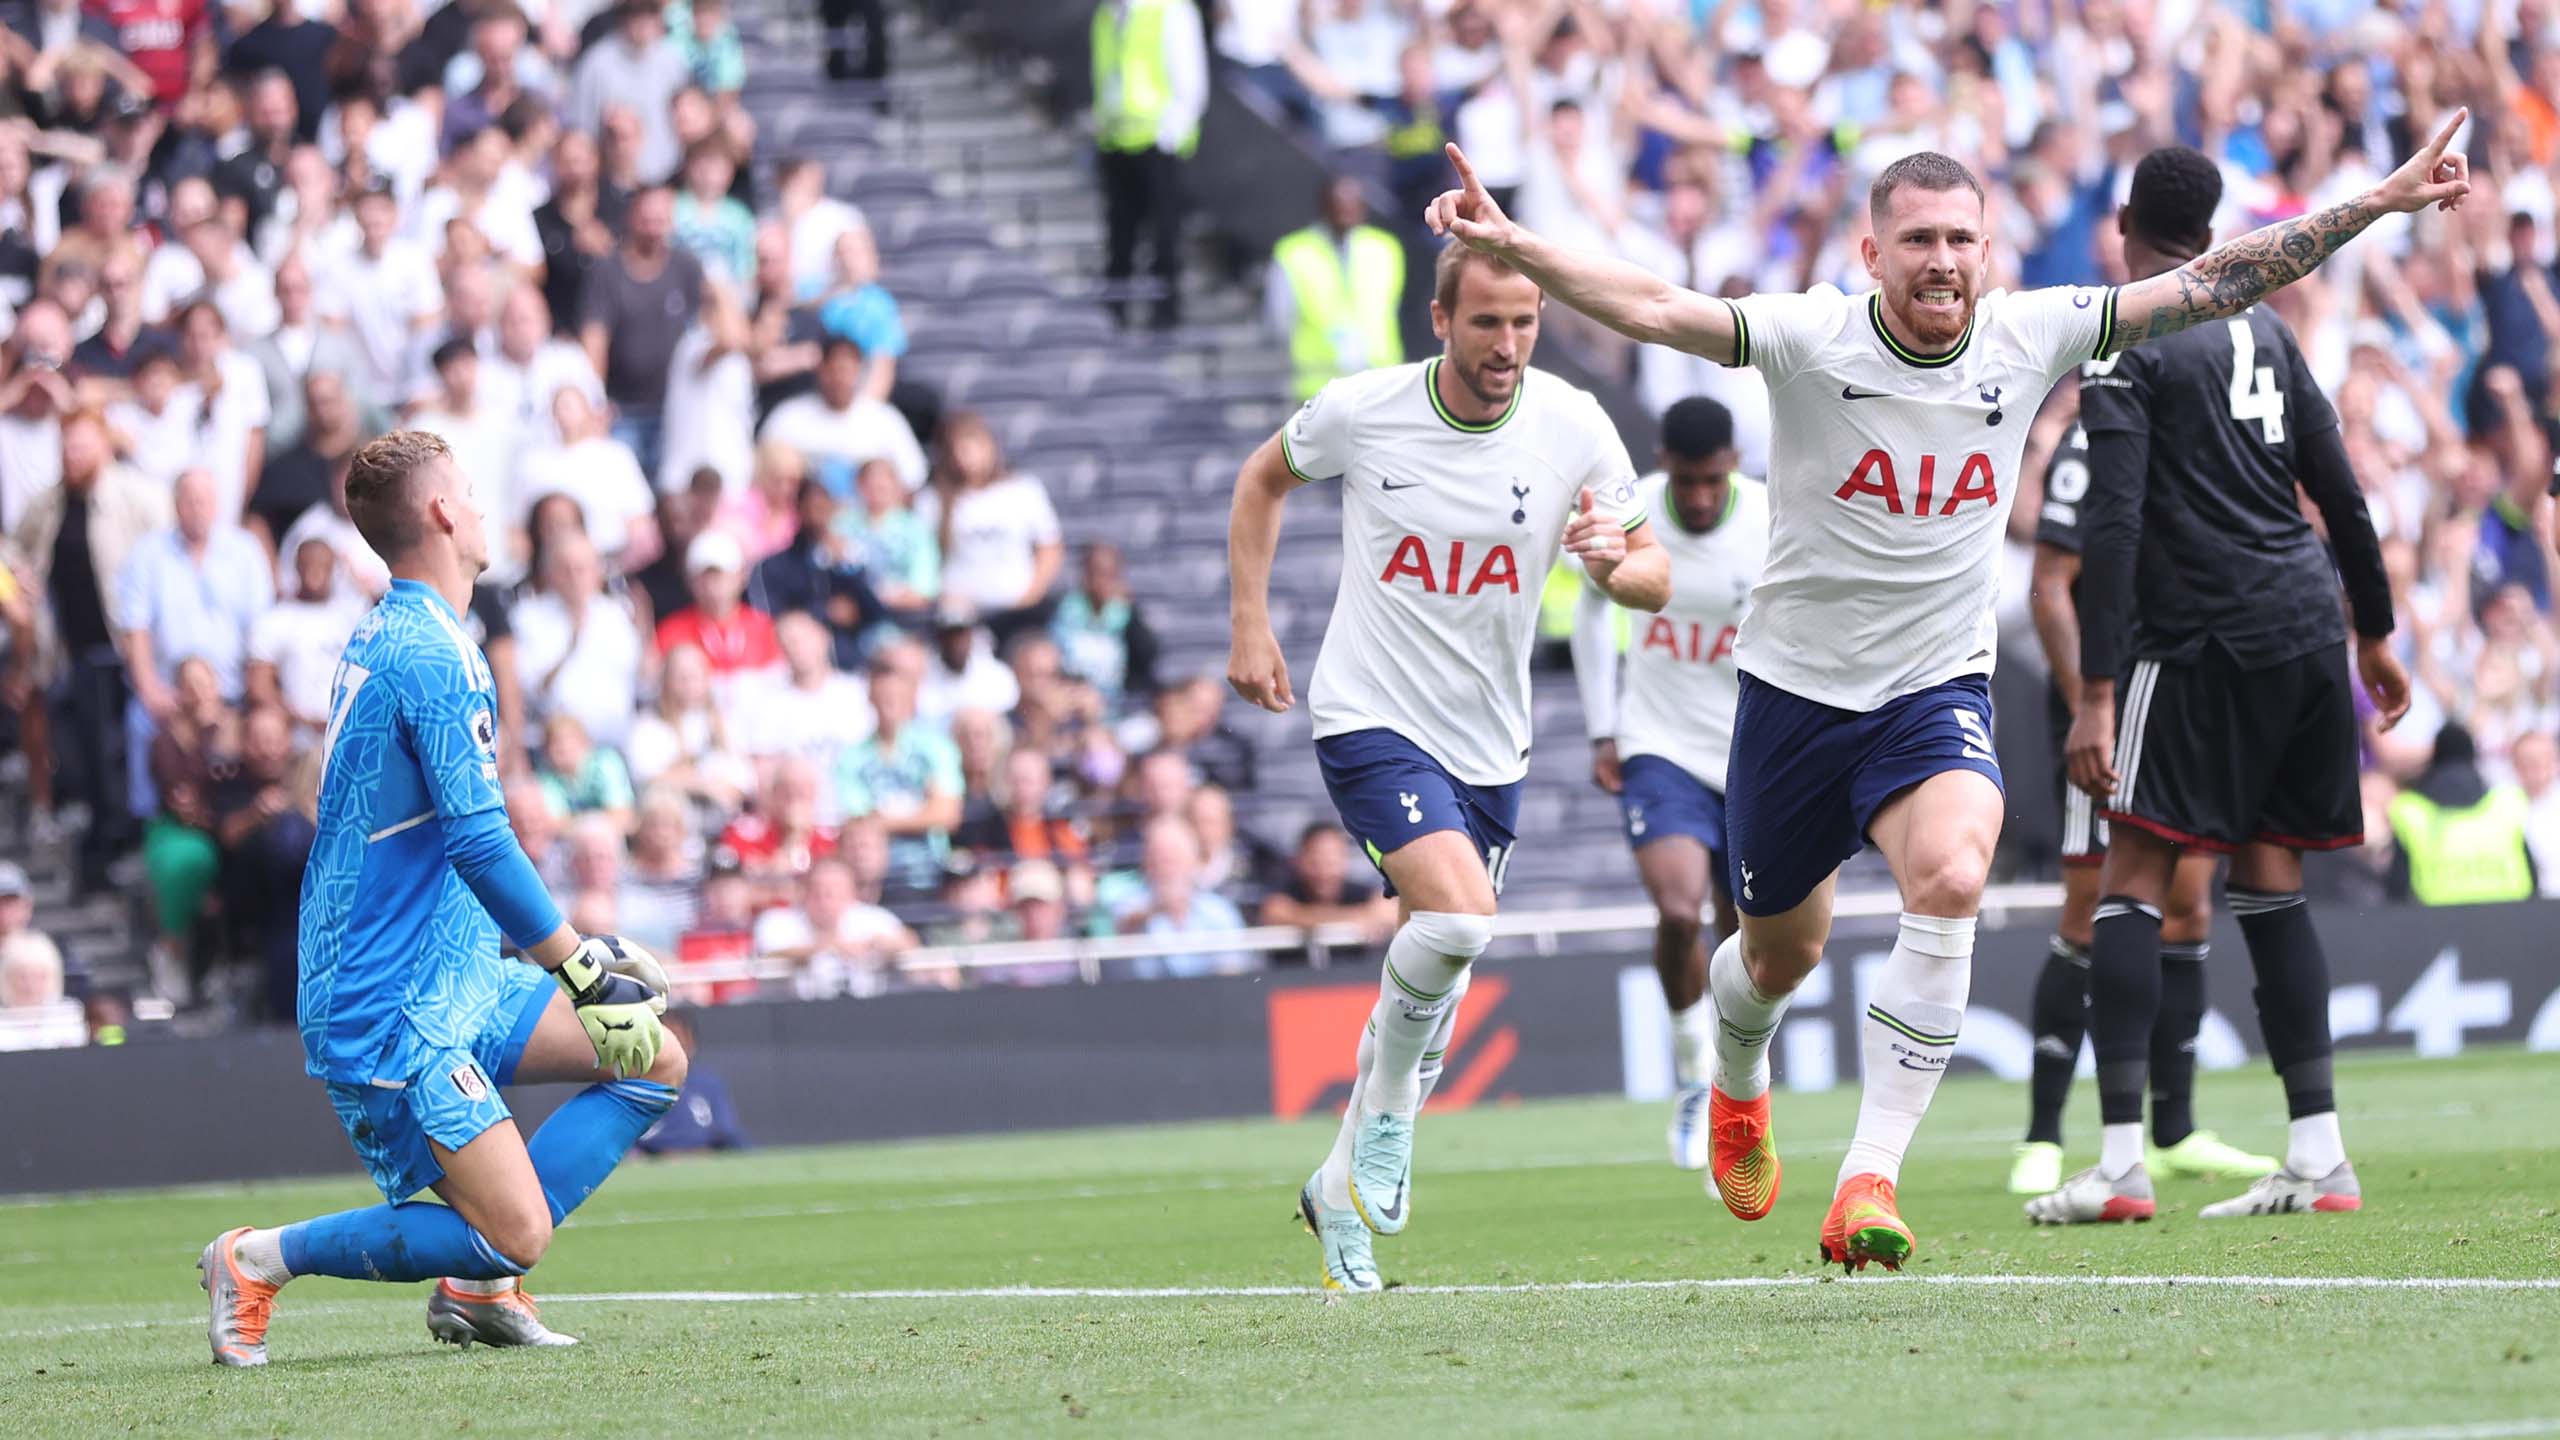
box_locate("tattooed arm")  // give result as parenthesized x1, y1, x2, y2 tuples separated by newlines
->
(2105, 109, 2474, 356)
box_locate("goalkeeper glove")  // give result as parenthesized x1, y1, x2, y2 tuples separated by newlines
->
(554, 935, 670, 1079)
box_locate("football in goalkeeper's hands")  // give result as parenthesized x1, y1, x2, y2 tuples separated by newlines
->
(589, 934, 672, 1015)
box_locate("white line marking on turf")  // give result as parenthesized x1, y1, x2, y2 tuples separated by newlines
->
(10, 1276, 2551, 1343)
(2190, 1421, 2560, 1440)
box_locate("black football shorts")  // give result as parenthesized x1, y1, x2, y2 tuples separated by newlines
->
(2103, 643, 2364, 853)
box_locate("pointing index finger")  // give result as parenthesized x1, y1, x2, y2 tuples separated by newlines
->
(1445, 141, 1486, 197)
(2428, 106, 2469, 158)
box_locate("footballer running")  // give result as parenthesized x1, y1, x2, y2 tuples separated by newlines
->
(1228, 242, 1672, 1293)
(1425, 108, 2468, 1269)
(1569, 395, 1768, 1183)
(199, 431, 684, 1365)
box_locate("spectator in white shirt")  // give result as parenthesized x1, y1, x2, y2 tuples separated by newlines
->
(916, 410, 1063, 638)
(104, 342, 194, 485)
(245, 251, 370, 455)
(772, 155, 865, 302)
(137, 178, 221, 323)
(316, 179, 445, 410)
(751, 853, 919, 999)
(407, 337, 525, 580)
(627, 640, 754, 815)
(510, 528, 649, 751)
(411, 124, 547, 275)
(659, 279, 758, 495)
(515, 383, 661, 567)
(172, 301, 274, 524)
(484, 285, 605, 443)
(245, 535, 364, 742)
(2515, 731, 2560, 898)
(746, 608, 873, 770)
(757, 334, 927, 492)
(919, 602, 1020, 726)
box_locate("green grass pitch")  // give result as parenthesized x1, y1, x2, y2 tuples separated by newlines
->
(6, 1049, 2557, 1437)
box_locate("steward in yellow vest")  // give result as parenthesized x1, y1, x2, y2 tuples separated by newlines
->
(1270, 178, 1405, 399)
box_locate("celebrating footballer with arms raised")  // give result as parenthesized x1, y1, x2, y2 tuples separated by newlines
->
(1425, 110, 2470, 1271)
(1228, 242, 1671, 1294)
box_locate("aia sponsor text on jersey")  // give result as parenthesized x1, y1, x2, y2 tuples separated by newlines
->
(1379, 536, 1521, 595)
(1834, 449, 1999, 516)
(1638, 617, 1735, 666)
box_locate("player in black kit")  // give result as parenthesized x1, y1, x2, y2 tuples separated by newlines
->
(2009, 416, 2276, 1197)
(2025, 146, 2410, 1225)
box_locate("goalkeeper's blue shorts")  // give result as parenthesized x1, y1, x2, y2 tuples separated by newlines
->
(323, 967, 554, 1201)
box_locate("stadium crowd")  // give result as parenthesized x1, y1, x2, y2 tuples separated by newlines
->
(1225, 0, 2560, 897)
(4, 0, 2560, 1044)
(0, 0, 1415, 1040)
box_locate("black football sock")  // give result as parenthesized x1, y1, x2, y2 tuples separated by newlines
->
(2025, 935, 2090, 1146)
(2088, 898, 2164, 1132)
(2230, 888, 2336, 1120)
(2149, 941, 2208, 1148)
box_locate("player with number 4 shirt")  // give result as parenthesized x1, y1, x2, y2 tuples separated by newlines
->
(1227, 242, 1670, 1294)
(1426, 107, 2469, 1269)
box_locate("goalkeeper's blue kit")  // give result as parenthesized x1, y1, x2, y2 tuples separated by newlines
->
(271, 578, 674, 1282)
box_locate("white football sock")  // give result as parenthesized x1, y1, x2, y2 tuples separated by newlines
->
(1707, 931, 1790, 1101)
(1415, 968, 1473, 1108)
(1363, 912, 1491, 1118)
(1670, 996, 1714, 1089)
(2287, 1111, 2346, 1176)
(445, 1276, 519, 1296)
(1315, 1022, 1376, 1210)
(1839, 913, 1974, 1188)
(2099, 1122, 2146, 1180)
(233, 1227, 293, 1287)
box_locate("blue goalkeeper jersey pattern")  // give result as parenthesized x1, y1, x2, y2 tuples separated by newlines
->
(298, 580, 515, 1083)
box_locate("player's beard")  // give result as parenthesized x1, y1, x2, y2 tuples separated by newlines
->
(1454, 354, 1518, 408)
(1892, 273, 1973, 350)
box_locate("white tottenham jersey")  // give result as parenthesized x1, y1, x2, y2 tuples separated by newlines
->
(1717, 282, 2116, 712)
(1284, 358, 1645, 786)
(1573, 474, 1769, 790)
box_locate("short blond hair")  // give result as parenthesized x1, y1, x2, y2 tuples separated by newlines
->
(346, 429, 456, 562)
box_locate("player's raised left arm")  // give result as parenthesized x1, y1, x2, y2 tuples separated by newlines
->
(2106, 109, 2472, 355)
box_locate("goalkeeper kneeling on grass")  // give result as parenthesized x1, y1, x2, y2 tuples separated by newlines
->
(199, 430, 688, 1366)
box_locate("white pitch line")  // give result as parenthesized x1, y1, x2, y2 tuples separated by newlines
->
(2188, 1421, 2560, 1440)
(9, 1275, 2552, 1343)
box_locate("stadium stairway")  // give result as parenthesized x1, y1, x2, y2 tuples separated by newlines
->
(734, 1, 1669, 909)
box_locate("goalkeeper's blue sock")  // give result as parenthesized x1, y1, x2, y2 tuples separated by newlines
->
(525, 1078, 679, 1223)
(252, 1081, 677, 1287)
(271, 1202, 529, 1283)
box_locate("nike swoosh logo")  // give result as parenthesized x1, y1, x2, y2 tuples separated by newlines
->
(603, 1020, 635, 1032)
(1841, 386, 1889, 400)
(1375, 1183, 1405, 1222)
(1381, 479, 1424, 491)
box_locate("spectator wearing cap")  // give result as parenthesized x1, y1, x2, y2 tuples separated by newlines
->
(753, 852, 923, 1000)
(245, 534, 361, 743)
(1113, 815, 1249, 980)
(1008, 858, 1075, 947)
(920, 601, 1020, 726)
(515, 383, 661, 567)
(316, 179, 445, 412)
(758, 334, 926, 493)
(836, 647, 962, 896)
(655, 529, 783, 698)
(579, 182, 702, 477)
(1050, 541, 1159, 708)
(571, 1, 692, 183)
(741, 609, 873, 770)
(243, 252, 369, 458)
(13, 408, 167, 893)
(627, 640, 753, 817)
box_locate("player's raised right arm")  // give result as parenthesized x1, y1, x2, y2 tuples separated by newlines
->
(1226, 432, 1297, 714)
(1426, 143, 1740, 364)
